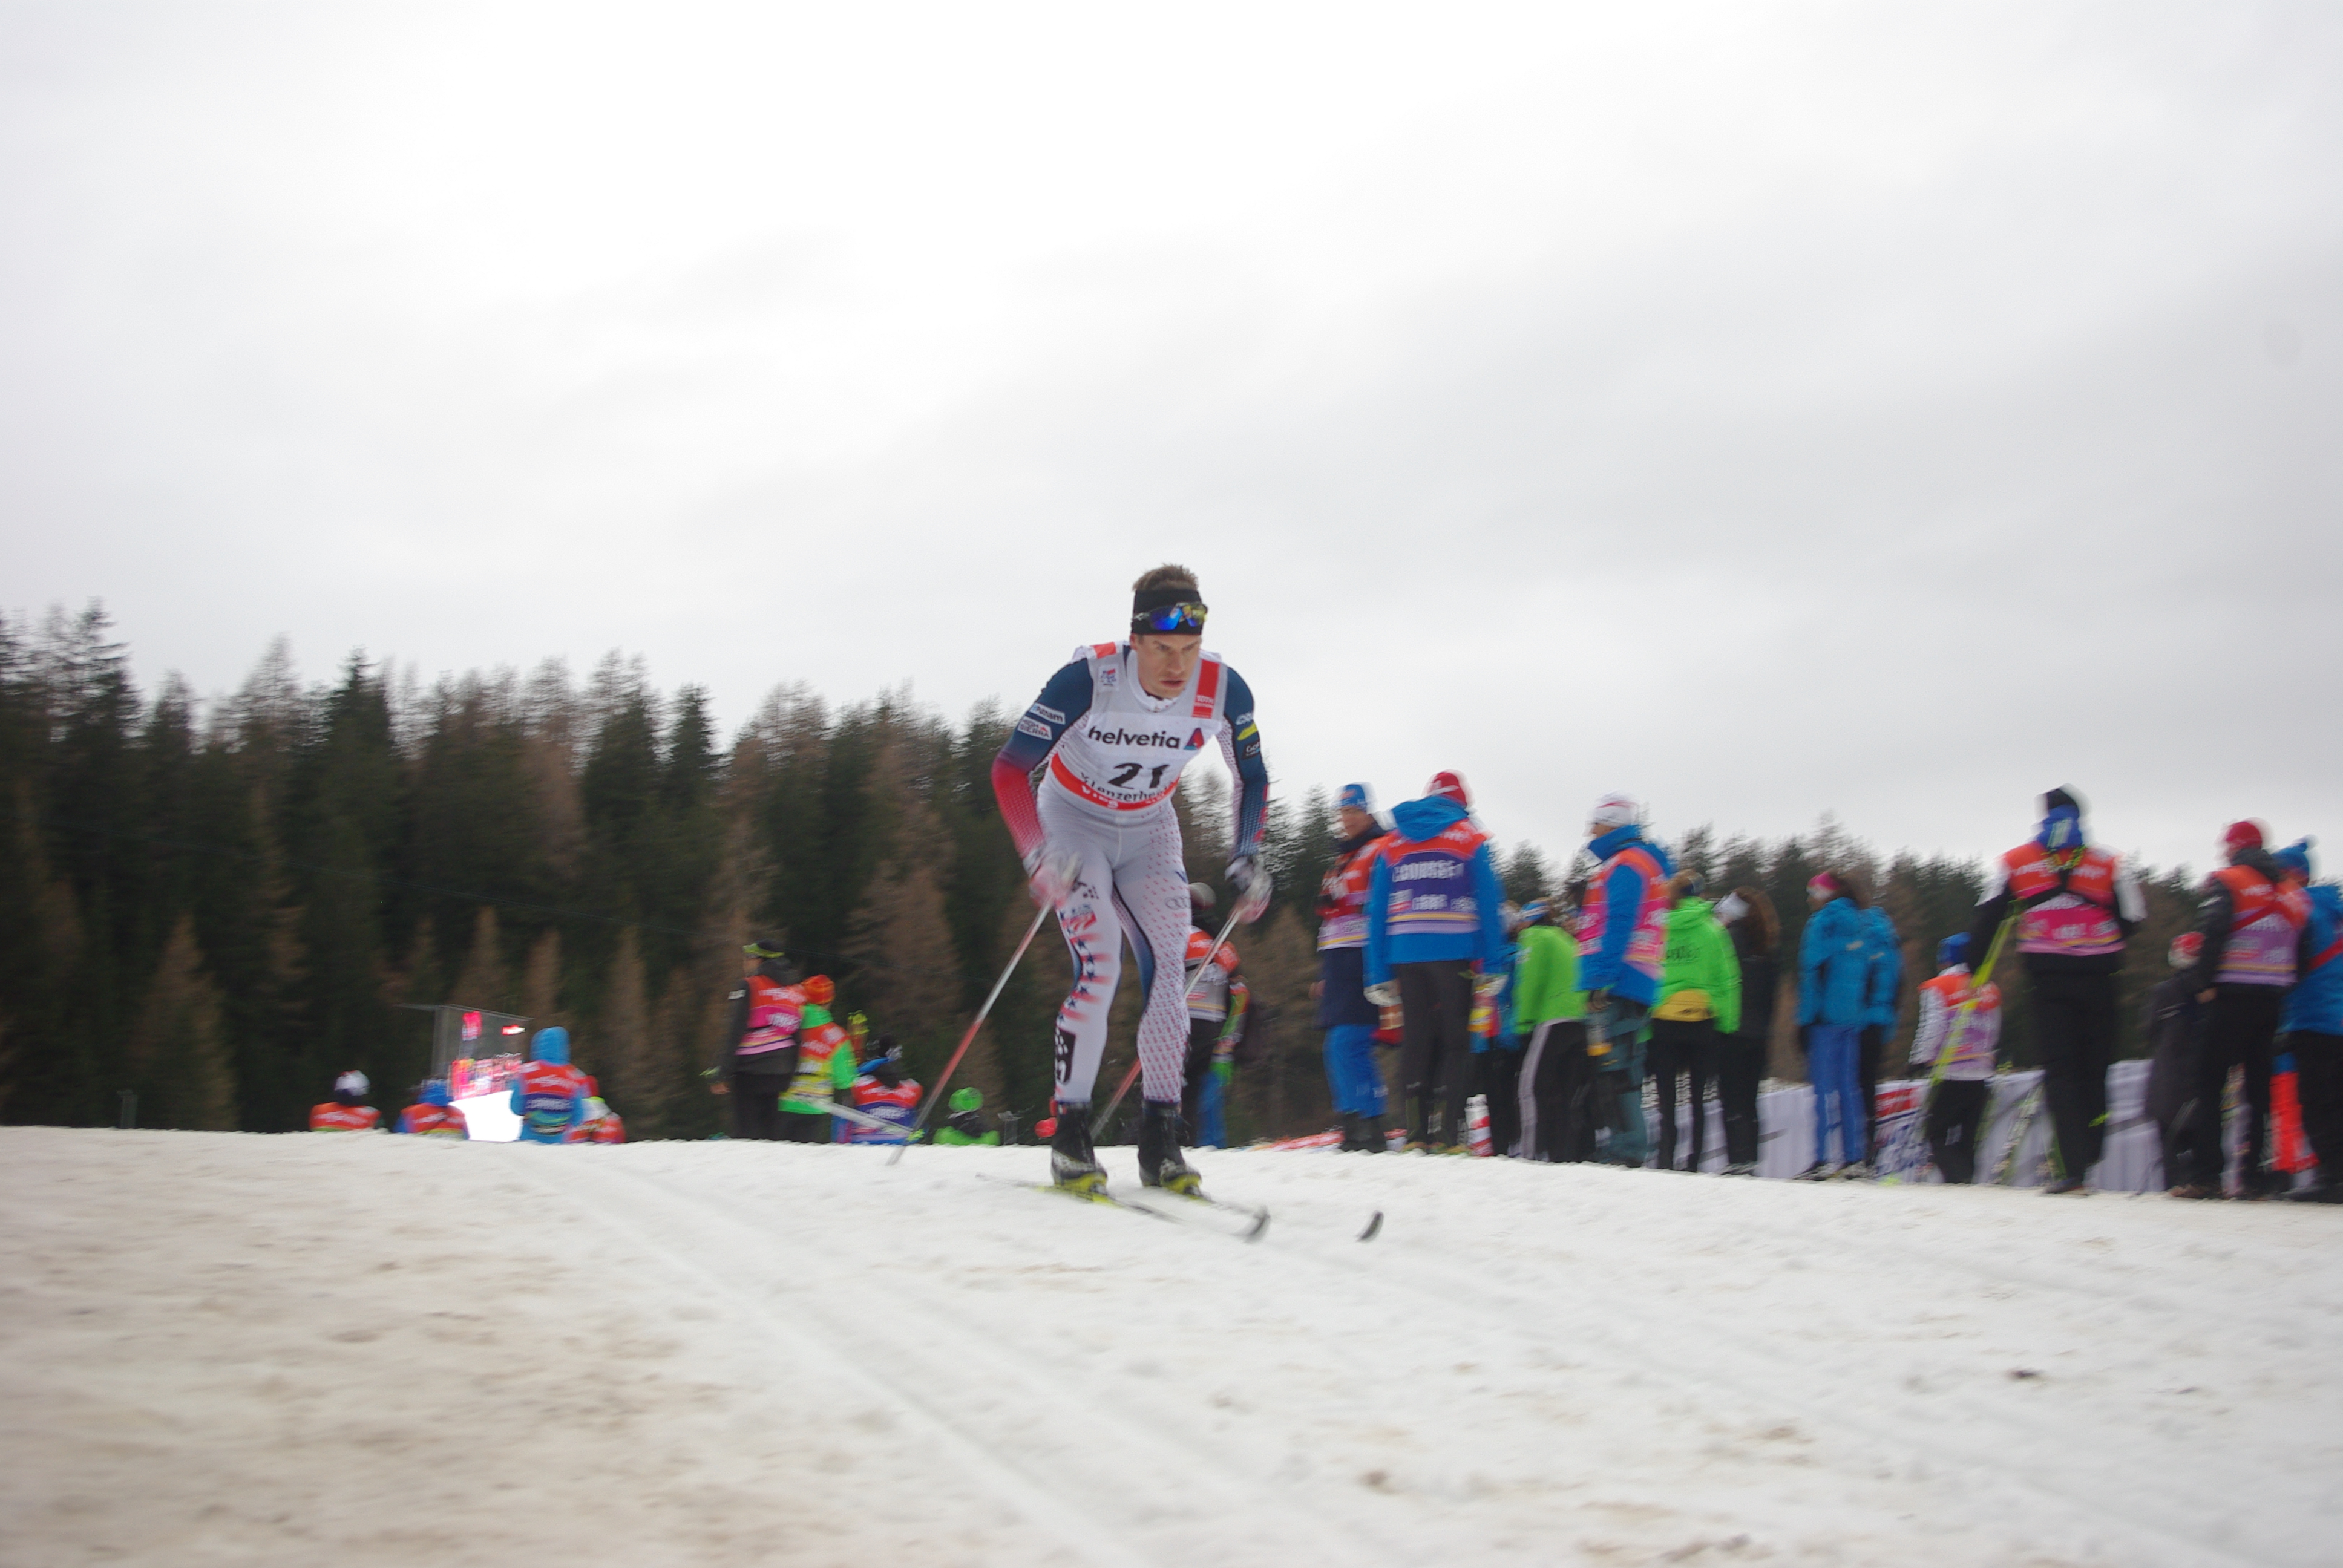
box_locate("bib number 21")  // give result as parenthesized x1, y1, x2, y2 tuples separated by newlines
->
(1109, 762, 1170, 792)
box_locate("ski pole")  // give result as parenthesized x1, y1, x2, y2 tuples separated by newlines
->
(1091, 907, 1244, 1136)
(888, 901, 1051, 1167)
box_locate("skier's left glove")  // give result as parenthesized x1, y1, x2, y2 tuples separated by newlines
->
(1225, 855, 1272, 923)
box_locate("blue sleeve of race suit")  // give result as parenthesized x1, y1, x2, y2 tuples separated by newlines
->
(1219, 666, 1269, 859)
(990, 660, 1096, 862)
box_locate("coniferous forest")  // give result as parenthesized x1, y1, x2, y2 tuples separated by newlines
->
(0, 606, 2204, 1142)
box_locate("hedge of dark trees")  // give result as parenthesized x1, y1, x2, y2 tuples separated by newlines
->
(0, 606, 2203, 1143)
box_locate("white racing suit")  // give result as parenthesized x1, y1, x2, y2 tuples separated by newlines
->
(990, 640, 1270, 1106)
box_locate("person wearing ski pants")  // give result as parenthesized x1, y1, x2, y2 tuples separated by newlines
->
(2176, 821, 2312, 1198)
(2270, 839, 2342, 1202)
(1964, 788, 2145, 1195)
(1364, 771, 1508, 1149)
(991, 564, 1272, 1195)
(1649, 872, 1741, 1172)
(1798, 874, 1871, 1175)
(2145, 933, 2210, 1191)
(1512, 898, 1587, 1161)
(1575, 796, 1673, 1168)
(1909, 934, 2000, 1184)
(1314, 783, 1391, 1151)
(711, 939, 804, 1142)
(1714, 886, 1780, 1175)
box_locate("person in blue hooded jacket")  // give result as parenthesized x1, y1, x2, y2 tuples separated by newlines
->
(1798, 872, 1872, 1177)
(1858, 904, 1904, 1163)
(1573, 794, 1674, 1167)
(2275, 839, 2342, 1203)
(511, 1027, 591, 1144)
(1365, 771, 1508, 1149)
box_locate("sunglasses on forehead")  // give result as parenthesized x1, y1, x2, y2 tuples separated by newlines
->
(1133, 601, 1208, 634)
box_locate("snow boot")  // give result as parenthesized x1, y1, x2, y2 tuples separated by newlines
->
(1357, 1111, 1386, 1154)
(1050, 1104, 1107, 1197)
(1137, 1101, 1201, 1195)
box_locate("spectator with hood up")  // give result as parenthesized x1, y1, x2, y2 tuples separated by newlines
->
(394, 1079, 468, 1138)
(1575, 795, 1674, 1168)
(1365, 771, 1509, 1150)
(512, 1028, 591, 1144)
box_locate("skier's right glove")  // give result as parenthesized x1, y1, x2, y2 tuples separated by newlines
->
(1365, 981, 1400, 1008)
(1026, 844, 1083, 907)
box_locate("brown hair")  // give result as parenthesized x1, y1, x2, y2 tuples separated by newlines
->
(1133, 563, 1201, 597)
(1730, 884, 1780, 955)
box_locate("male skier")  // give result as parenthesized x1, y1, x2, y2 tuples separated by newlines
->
(991, 565, 1271, 1195)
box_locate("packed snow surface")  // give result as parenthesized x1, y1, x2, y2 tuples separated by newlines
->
(4, 1128, 2339, 1566)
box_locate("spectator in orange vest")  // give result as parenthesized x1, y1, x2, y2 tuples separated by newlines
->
(2174, 820, 2313, 1198)
(393, 1078, 468, 1137)
(309, 1070, 382, 1131)
(511, 1027, 592, 1143)
(1963, 788, 2144, 1194)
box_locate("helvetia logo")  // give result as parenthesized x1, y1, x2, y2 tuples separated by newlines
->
(1187, 729, 1205, 748)
(1086, 724, 1185, 749)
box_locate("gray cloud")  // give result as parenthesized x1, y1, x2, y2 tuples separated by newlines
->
(4, 2, 2336, 878)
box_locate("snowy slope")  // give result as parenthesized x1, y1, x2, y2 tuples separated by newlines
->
(2, 1128, 2338, 1567)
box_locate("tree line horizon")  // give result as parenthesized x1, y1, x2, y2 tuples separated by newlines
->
(1, 606, 2209, 1141)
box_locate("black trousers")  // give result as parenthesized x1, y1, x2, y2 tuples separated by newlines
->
(1524, 1019, 1590, 1161)
(1648, 1018, 1718, 1171)
(1926, 1079, 1989, 1184)
(2287, 1031, 2343, 1183)
(729, 1073, 789, 1140)
(1858, 1024, 1886, 1162)
(775, 1109, 831, 1143)
(2194, 987, 2286, 1192)
(1396, 960, 1475, 1143)
(2027, 970, 2118, 1177)
(1478, 1048, 1522, 1156)
(1715, 1033, 1765, 1167)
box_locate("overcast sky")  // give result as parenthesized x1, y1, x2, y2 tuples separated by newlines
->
(4, 2, 2336, 878)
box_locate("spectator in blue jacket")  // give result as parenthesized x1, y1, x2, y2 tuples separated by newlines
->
(1858, 903, 1903, 1161)
(1365, 771, 1509, 1149)
(1798, 872, 1872, 1177)
(1575, 795, 1675, 1166)
(2275, 839, 2342, 1203)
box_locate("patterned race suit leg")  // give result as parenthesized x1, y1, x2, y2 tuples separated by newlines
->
(1040, 786, 1196, 1109)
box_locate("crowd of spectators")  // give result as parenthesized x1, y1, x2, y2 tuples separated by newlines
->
(1315, 779, 2341, 1200)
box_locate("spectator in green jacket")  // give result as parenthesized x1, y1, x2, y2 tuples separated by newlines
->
(934, 1085, 1001, 1146)
(1513, 897, 1591, 1161)
(1648, 871, 1742, 1172)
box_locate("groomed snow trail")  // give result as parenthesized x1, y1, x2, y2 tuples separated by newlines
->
(3, 1129, 2339, 1566)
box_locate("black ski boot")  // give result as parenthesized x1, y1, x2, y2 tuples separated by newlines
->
(1050, 1103, 1106, 1197)
(1337, 1111, 1365, 1151)
(1357, 1111, 1387, 1154)
(1137, 1101, 1201, 1195)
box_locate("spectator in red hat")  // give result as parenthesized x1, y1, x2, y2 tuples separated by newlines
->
(2174, 820, 2313, 1197)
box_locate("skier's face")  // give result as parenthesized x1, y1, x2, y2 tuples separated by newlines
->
(1339, 805, 1375, 839)
(1132, 633, 1202, 697)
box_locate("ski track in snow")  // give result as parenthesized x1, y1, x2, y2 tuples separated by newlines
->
(2, 1129, 2339, 1566)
